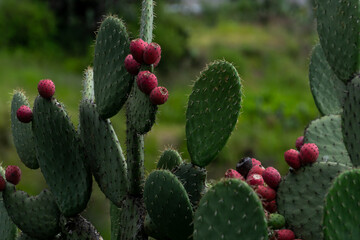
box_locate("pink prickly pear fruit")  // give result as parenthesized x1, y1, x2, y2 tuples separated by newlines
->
(252, 158, 262, 166)
(143, 42, 161, 65)
(136, 71, 150, 92)
(300, 143, 319, 164)
(5, 165, 21, 185)
(284, 149, 301, 169)
(263, 167, 281, 189)
(137, 72, 158, 94)
(38, 79, 55, 99)
(130, 38, 148, 64)
(246, 174, 264, 187)
(295, 136, 304, 151)
(153, 55, 161, 67)
(248, 165, 265, 176)
(224, 169, 245, 181)
(275, 229, 295, 240)
(150, 86, 168, 105)
(263, 199, 277, 213)
(16, 105, 33, 123)
(124, 54, 141, 75)
(0, 176, 5, 191)
(255, 185, 276, 201)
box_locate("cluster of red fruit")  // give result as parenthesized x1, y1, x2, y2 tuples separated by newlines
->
(284, 136, 319, 170)
(124, 38, 168, 105)
(16, 79, 55, 123)
(0, 165, 21, 191)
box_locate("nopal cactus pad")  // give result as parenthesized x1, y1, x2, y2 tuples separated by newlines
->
(315, 0, 360, 81)
(277, 162, 350, 240)
(342, 77, 360, 167)
(11, 90, 38, 169)
(186, 60, 242, 167)
(3, 183, 60, 239)
(144, 170, 193, 240)
(193, 179, 267, 240)
(309, 44, 345, 115)
(0, 186, 17, 240)
(80, 100, 128, 207)
(304, 114, 351, 166)
(323, 169, 360, 240)
(93, 15, 133, 119)
(32, 97, 92, 216)
(157, 148, 183, 170)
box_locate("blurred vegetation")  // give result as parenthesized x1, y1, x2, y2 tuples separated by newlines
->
(0, 0, 320, 238)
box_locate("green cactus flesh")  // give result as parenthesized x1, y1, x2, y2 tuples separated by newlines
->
(82, 67, 94, 102)
(11, 90, 38, 169)
(186, 60, 242, 167)
(79, 100, 128, 207)
(277, 162, 350, 240)
(60, 215, 102, 240)
(32, 97, 92, 216)
(342, 77, 360, 167)
(323, 169, 360, 240)
(0, 194, 17, 240)
(93, 15, 133, 119)
(110, 197, 146, 240)
(309, 44, 345, 115)
(144, 214, 169, 240)
(173, 163, 207, 207)
(157, 149, 183, 170)
(144, 170, 193, 240)
(3, 183, 60, 239)
(193, 179, 267, 240)
(140, 0, 154, 44)
(315, 0, 360, 81)
(304, 115, 351, 166)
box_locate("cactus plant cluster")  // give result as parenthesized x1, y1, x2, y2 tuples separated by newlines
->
(1, 0, 360, 239)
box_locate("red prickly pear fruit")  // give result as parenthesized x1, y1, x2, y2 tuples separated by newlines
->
(136, 71, 150, 92)
(143, 42, 161, 65)
(255, 185, 276, 201)
(275, 229, 295, 240)
(138, 72, 158, 94)
(284, 149, 301, 170)
(0, 176, 5, 191)
(263, 167, 281, 189)
(300, 143, 319, 164)
(124, 54, 141, 75)
(246, 174, 264, 187)
(5, 165, 21, 185)
(295, 136, 304, 151)
(252, 158, 262, 166)
(150, 86, 168, 105)
(16, 105, 33, 123)
(38, 79, 55, 99)
(130, 38, 148, 64)
(248, 165, 265, 176)
(153, 55, 161, 67)
(225, 169, 245, 180)
(263, 199, 277, 213)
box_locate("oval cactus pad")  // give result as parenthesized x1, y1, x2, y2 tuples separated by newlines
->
(186, 60, 242, 167)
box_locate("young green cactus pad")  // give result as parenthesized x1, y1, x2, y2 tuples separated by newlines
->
(11, 90, 38, 169)
(3, 183, 60, 239)
(110, 197, 146, 240)
(186, 60, 242, 167)
(173, 163, 207, 207)
(309, 44, 345, 115)
(32, 97, 92, 216)
(315, 0, 360, 81)
(156, 149, 183, 170)
(277, 162, 350, 240)
(79, 100, 128, 207)
(304, 115, 351, 166)
(60, 215, 102, 240)
(93, 15, 133, 119)
(193, 179, 267, 240)
(342, 77, 360, 167)
(0, 191, 17, 240)
(323, 169, 360, 240)
(144, 170, 193, 240)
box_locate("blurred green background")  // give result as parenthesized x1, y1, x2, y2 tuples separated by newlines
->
(0, 0, 321, 238)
